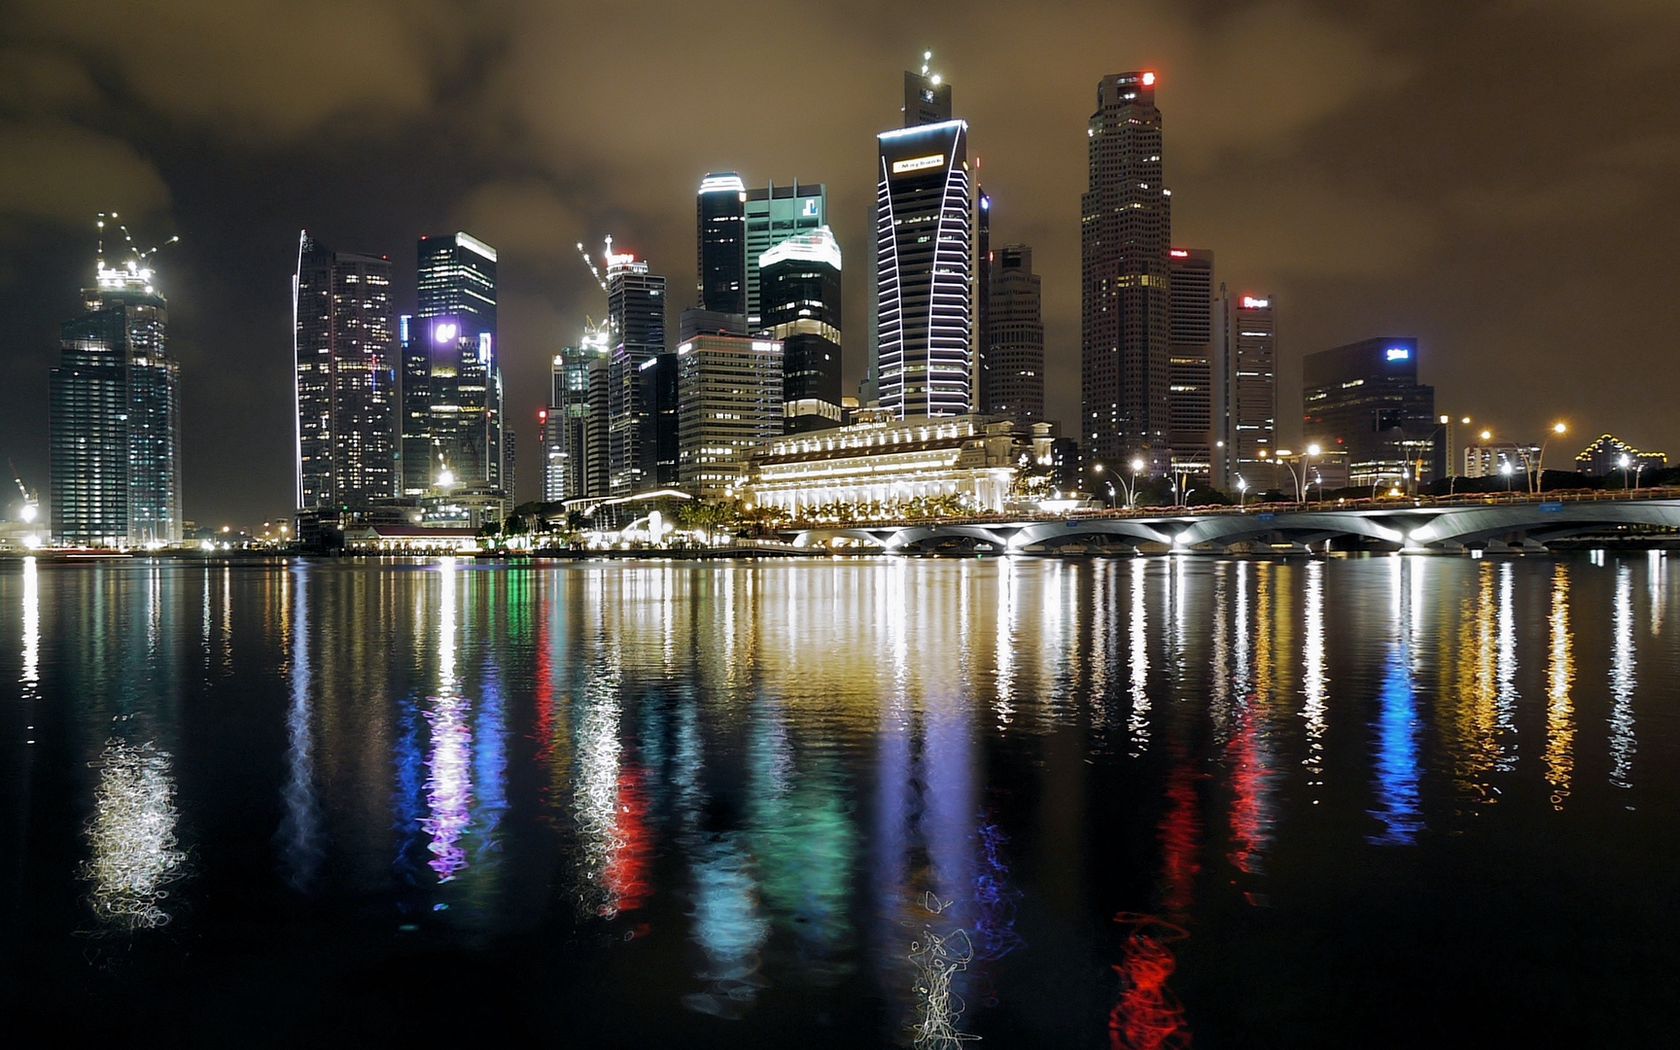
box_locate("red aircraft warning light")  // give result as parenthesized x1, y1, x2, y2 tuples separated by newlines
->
(1142, 71, 1156, 86)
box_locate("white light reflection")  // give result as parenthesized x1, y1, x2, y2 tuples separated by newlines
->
(280, 563, 322, 890)
(1208, 564, 1231, 745)
(573, 658, 625, 916)
(422, 559, 472, 882)
(20, 556, 38, 696)
(1649, 550, 1665, 637)
(1608, 563, 1636, 796)
(1301, 559, 1326, 795)
(83, 739, 186, 929)
(1494, 562, 1518, 772)
(1126, 561, 1150, 757)
(994, 558, 1015, 728)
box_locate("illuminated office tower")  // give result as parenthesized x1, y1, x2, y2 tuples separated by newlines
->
(760, 226, 843, 432)
(745, 180, 827, 329)
(1167, 247, 1214, 476)
(398, 314, 429, 496)
(292, 231, 398, 514)
(697, 172, 748, 316)
(876, 60, 971, 418)
(1215, 287, 1276, 488)
(49, 218, 182, 547)
(980, 243, 1043, 428)
(411, 231, 504, 496)
(1302, 337, 1436, 486)
(606, 252, 666, 494)
(976, 187, 991, 409)
(542, 343, 601, 501)
(1082, 71, 1171, 473)
(676, 333, 783, 496)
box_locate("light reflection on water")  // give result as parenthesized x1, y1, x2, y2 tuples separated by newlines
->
(5, 553, 1680, 1046)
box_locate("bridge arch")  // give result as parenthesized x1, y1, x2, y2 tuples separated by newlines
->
(1174, 511, 1408, 551)
(885, 524, 1010, 553)
(1407, 501, 1680, 549)
(791, 527, 892, 549)
(1008, 519, 1172, 551)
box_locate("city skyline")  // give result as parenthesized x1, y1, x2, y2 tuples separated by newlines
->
(3, 3, 1679, 525)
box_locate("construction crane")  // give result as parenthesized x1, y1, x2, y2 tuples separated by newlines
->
(575, 241, 606, 292)
(96, 211, 179, 279)
(8, 458, 39, 524)
(575, 236, 618, 340)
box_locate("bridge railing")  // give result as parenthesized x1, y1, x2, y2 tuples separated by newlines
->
(779, 485, 1680, 531)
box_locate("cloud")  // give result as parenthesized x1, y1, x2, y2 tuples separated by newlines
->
(0, 49, 102, 113)
(454, 178, 590, 268)
(0, 120, 170, 225)
(14, 0, 473, 140)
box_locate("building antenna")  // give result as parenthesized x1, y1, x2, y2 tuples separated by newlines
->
(921, 49, 942, 86)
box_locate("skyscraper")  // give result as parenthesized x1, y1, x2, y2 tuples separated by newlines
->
(1302, 337, 1436, 486)
(606, 252, 666, 494)
(760, 226, 842, 432)
(1217, 288, 1277, 489)
(1167, 247, 1214, 476)
(411, 232, 504, 497)
(976, 186, 991, 410)
(1082, 71, 1171, 473)
(676, 334, 783, 496)
(696, 172, 748, 316)
(292, 231, 398, 515)
(542, 343, 599, 502)
(49, 218, 183, 547)
(744, 180, 827, 329)
(981, 244, 1044, 428)
(876, 62, 972, 419)
(398, 313, 430, 497)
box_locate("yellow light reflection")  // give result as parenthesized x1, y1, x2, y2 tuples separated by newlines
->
(1544, 565, 1574, 811)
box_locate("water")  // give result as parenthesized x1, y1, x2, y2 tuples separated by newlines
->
(3, 554, 1679, 1045)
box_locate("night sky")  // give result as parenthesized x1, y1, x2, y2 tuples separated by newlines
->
(3, 1, 1677, 527)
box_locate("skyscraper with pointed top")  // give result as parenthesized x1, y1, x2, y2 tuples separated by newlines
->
(49, 215, 183, 547)
(875, 53, 973, 418)
(1082, 71, 1171, 474)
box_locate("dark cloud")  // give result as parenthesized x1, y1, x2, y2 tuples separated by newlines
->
(1, 0, 1677, 525)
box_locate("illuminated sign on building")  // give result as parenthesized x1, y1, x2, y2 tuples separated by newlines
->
(1386, 346, 1411, 361)
(1169, 249, 1189, 258)
(891, 154, 945, 175)
(801, 198, 820, 218)
(434, 321, 458, 345)
(1241, 296, 1270, 309)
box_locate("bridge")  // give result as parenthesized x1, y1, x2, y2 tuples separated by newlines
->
(787, 490, 1680, 556)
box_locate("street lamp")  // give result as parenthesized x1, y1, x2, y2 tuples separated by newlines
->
(1618, 453, 1645, 492)
(1441, 414, 1479, 494)
(1279, 444, 1320, 505)
(1114, 457, 1146, 510)
(1530, 421, 1567, 495)
(1236, 475, 1248, 510)
(1499, 459, 1514, 493)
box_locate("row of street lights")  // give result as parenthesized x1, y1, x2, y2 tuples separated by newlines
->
(1094, 416, 1587, 510)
